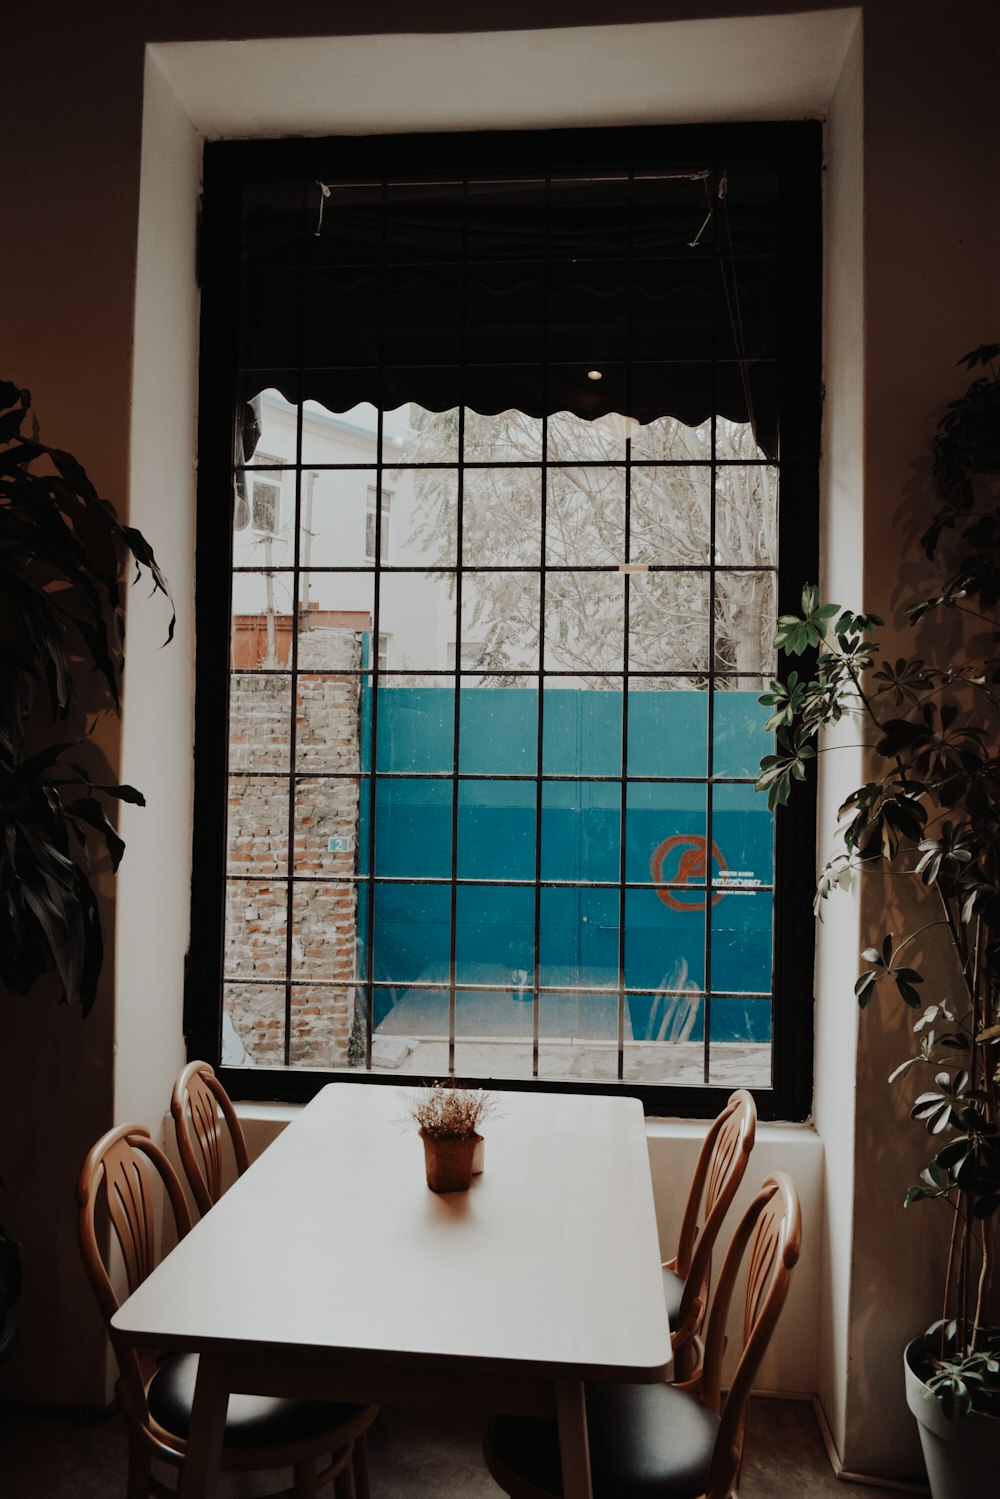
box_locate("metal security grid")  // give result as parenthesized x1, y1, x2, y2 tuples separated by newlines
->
(191, 125, 821, 1119)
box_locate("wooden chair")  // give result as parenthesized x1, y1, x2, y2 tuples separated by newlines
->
(170, 1059, 250, 1215)
(662, 1087, 757, 1381)
(77, 1122, 377, 1499)
(483, 1171, 802, 1499)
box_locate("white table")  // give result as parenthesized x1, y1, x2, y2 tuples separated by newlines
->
(112, 1082, 671, 1497)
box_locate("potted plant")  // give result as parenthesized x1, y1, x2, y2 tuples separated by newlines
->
(1, 379, 172, 1010)
(407, 1081, 498, 1193)
(756, 345, 1000, 1498)
(0, 379, 172, 1355)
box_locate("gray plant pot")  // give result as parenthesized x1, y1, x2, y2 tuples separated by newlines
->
(904, 1337, 1000, 1499)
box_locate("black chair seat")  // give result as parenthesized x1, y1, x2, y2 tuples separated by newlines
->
(148, 1352, 366, 1451)
(661, 1266, 685, 1324)
(485, 1380, 720, 1499)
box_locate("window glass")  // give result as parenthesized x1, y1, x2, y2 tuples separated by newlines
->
(194, 124, 820, 1116)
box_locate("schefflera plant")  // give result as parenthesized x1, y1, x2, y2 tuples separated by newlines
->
(754, 349, 1000, 1416)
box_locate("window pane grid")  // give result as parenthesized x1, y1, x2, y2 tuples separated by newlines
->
(224, 494, 778, 1073)
(201, 126, 819, 1113)
(222, 976, 772, 1000)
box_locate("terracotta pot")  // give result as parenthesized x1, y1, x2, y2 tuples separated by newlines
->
(421, 1131, 481, 1193)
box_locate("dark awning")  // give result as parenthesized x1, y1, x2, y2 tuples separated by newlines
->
(237, 167, 781, 458)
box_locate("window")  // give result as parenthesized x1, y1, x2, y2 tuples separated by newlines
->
(252, 474, 280, 535)
(365, 487, 391, 562)
(191, 125, 820, 1118)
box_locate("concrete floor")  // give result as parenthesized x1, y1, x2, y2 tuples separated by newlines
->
(370, 1036, 772, 1087)
(0, 1394, 902, 1498)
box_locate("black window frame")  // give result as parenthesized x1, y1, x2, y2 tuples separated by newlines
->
(188, 122, 821, 1121)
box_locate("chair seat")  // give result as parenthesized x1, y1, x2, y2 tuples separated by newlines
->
(662, 1265, 685, 1325)
(148, 1352, 367, 1451)
(485, 1380, 720, 1499)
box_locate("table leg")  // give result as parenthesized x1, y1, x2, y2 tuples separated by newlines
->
(177, 1349, 229, 1498)
(554, 1379, 593, 1499)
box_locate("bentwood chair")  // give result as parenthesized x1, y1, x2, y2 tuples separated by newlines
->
(77, 1123, 377, 1499)
(662, 1087, 756, 1380)
(170, 1059, 250, 1215)
(484, 1171, 801, 1499)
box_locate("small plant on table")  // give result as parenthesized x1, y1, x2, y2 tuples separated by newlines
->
(407, 1081, 499, 1194)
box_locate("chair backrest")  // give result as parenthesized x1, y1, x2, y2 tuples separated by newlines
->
(76, 1123, 192, 1426)
(673, 1088, 756, 1340)
(699, 1171, 802, 1499)
(170, 1060, 250, 1216)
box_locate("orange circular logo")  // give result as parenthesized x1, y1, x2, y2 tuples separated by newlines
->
(650, 835, 727, 910)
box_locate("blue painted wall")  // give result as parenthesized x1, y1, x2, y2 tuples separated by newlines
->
(357, 687, 773, 1042)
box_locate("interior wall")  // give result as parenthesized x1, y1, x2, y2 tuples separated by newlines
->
(0, 4, 855, 1415)
(0, 13, 147, 1407)
(7, 8, 998, 1486)
(114, 48, 200, 1132)
(126, 9, 847, 1421)
(0, 0, 857, 1417)
(811, 9, 863, 1466)
(153, 10, 856, 135)
(647, 1124, 823, 1393)
(844, 1, 1000, 1479)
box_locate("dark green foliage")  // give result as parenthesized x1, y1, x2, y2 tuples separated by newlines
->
(923, 343, 1000, 574)
(0, 382, 173, 1014)
(0, 382, 172, 1333)
(756, 348, 1000, 1414)
(920, 1326, 1000, 1418)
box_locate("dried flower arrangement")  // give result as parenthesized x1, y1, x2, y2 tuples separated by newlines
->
(407, 1080, 499, 1140)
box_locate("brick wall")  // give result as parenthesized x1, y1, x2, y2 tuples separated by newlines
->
(225, 623, 363, 1067)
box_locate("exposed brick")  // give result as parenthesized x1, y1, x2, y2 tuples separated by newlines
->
(224, 627, 362, 1066)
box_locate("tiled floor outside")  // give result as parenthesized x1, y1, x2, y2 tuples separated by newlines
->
(369, 1037, 771, 1087)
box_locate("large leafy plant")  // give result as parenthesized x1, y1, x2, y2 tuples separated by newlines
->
(756, 345, 1000, 1415)
(0, 380, 172, 1012)
(0, 379, 172, 1322)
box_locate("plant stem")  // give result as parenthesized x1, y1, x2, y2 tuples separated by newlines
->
(943, 1202, 961, 1355)
(934, 885, 973, 1002)
(973, 1219, 991, 1351)
(959, 1196, 972, 1353)
(889, 921, 952, 962)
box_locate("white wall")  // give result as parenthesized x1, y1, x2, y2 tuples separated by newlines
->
(154, 13, 857, 139)
(812, 8, 864, 1467)
(115, 47, 201, 1127)
(647, 1122, 823, 1393)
